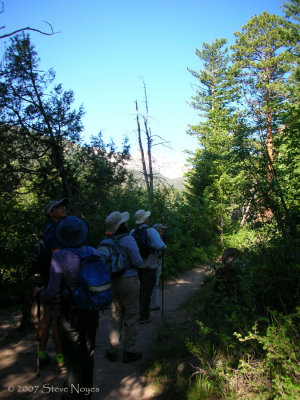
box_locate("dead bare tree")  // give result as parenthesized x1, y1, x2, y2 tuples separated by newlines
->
(135, 81, 171, 205)
(0, 2, 59, 39)
(136, 99, 150, 193)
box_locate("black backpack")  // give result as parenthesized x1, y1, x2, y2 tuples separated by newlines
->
(30, 224, 54, 284)
(132, 226, 152, 259)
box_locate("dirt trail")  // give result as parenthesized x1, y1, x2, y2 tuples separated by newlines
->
(0, 266, 208, 400)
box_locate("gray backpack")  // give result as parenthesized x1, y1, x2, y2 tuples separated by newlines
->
(98, 234, 129, 279)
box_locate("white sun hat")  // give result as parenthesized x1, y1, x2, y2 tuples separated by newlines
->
(105, 211, 130, 233)
(134, 209, 151, 225)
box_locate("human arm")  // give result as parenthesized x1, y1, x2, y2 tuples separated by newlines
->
(35, 252, 63, 302)
(120, 235, 143, 268)
(148, 228, 167, 251)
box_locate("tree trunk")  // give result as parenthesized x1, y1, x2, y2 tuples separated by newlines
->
(136, 100, 150, 193)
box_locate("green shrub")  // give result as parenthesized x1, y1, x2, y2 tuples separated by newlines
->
(223, 227, 257, 250)
(234, 308, 300, 399)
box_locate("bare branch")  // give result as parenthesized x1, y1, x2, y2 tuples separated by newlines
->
(0, 21, 59, 39)
(151, 134, 172, 148)
(135, 81, 171, 204)
(152, 141, 171, 148)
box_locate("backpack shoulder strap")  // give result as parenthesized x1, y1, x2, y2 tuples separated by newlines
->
(41, 223, 55, 240)
(61, 247, 90, 295)
(113, 233, 128, 244)
(146, 227, 151, 245)
(99, 237, 114, 247)
(63, 246, 92, 260)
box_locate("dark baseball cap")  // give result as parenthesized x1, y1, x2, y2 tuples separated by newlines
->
(44, 198, 68, 216)
(152, 223, 167, 231)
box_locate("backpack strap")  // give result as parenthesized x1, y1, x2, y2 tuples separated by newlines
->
(113, 233, 129, 242)
(138, 226, 152, 245)
(59, 247, 89, 296)
(64, 246, 92, 259)
(99, 233, 128, 251)
(41, 222, 55, 240)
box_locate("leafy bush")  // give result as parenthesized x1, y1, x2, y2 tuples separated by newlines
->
(185, 232, 300, 399)
(223, 227, 258, 251)
(234, 308, 300, 399)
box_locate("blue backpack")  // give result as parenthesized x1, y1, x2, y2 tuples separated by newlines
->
(66, 246, 112, 312)
(98, 234, 129, 279)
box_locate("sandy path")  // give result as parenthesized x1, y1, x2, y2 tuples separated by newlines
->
(0, 266, 208, 400)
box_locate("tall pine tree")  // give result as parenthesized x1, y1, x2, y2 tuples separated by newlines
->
(186, 39, 241, 244)
(0, 34, 84, 199)
(231, 11, 298, 233)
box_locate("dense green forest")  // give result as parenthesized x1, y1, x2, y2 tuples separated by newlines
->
(0, 0, 299, 398)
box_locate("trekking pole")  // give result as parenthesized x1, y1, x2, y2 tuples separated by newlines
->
(34, 274, 42, 378)
(36, 294, 41, 377)
(161, 254, 165, 320)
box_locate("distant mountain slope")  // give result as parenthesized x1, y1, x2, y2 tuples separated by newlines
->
(167, 176, 185, 190)
(125, 153, 188, 190)
(125, 152, 188, 179)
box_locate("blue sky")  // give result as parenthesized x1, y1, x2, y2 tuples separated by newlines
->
(2, 0, 284, 163)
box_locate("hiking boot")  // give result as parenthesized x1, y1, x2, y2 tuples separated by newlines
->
(53, 360, 67, 374)
(138, 316, 152, 324)
(150, 306, 160, 311)
(122, 351, 143, 363)
(17, 321, 35, 332)
(39, 354, 51, 369)
(105, 349, 118, 362)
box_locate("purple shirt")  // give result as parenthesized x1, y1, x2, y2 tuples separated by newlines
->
(39, 246, 89, 305)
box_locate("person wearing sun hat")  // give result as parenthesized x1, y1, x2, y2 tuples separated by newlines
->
(35, 216, 99, 399)
(131, 210, 166, 324)
(100, 211, 143, 363)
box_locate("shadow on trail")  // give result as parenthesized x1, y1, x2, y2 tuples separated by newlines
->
(0, 323, 64, 400)
(0, 266, 208, 400)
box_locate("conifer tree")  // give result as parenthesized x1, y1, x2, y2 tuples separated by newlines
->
(278, 0, 300, 227)
(186, 39, 241, 243)
(0, 34, 84, 199)
(231, 12, 296, 183)
(231, 11, 298, 232)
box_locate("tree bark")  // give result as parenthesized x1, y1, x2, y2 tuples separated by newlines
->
(136, 100, 150, 193)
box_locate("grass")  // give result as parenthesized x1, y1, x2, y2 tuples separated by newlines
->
(144, 288, 223, 400)
(145, 319, 197, 399)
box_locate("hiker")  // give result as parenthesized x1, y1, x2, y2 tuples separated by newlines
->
(214, 247, 243, 295)
(221, 247, 240, 267)
(34, 198, 68, 373)
(34, 216, 99, 399)
(99, 211, 144, 363)
(131, 210, 166, 324)
(150, 223, 167, 311)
